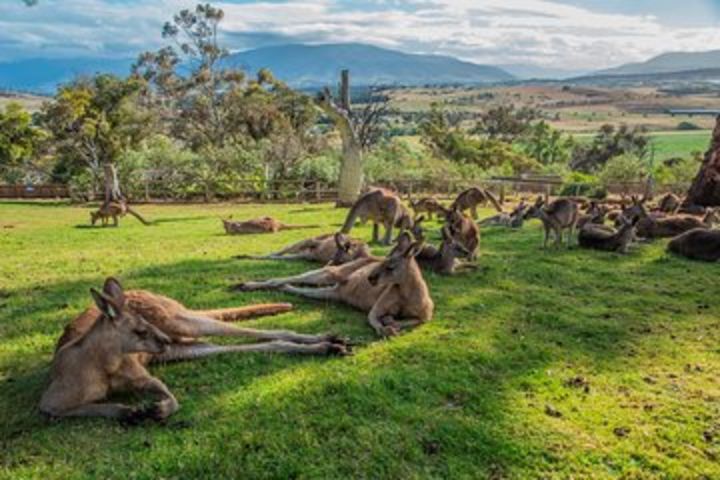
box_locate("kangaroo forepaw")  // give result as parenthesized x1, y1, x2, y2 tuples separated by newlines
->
(229, 282, 269, 292)
(325, 342, 352, 356)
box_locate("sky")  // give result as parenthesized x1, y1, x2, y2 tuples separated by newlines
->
(2, 0, 720, 70)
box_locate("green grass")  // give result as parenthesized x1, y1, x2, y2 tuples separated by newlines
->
(1, 201, 719, 479)
(649, 131, 711, 161)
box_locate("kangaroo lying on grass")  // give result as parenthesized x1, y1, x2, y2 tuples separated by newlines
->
(657, 193, 682, 214)
(668, 229, 720, 262)
(90, 201, 150, 227)
(576, 201, 608, 230)
(403, 228, 475, 275)
(235, 232, 370, 266)
(524, 197, 579, 248)
(478, 201, 528, 228)
(40, 278, 347, 422)
(578, 216, 638, 253)
(451, 187, 503, 219)
(341, 188, 414, 245)
(223, 217, 319, 235)
(630, 202, 718, 239)
(445, 208, 480, 260)
(235, 240, 434, 337)
(410, 197, 448, 220)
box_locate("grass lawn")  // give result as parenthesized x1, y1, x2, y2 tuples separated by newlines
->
(1, 201, 719, 479)
(573, 130, 711, 164)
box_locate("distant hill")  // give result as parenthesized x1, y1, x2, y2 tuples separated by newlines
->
(498, 64, 589, 80)
(0, 57, 134, 94)
(225, 43, 514, 87)
(598, 50, 720, 76)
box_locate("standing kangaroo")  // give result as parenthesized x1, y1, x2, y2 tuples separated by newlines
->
(668, 229, 720, 262)
(90, 201, 150, 227)
(451, 187, 503, 219)
(524, 197, 579, 248)
(341, 189, 414, 245)
(40, 278, 347, 422)
(235, 232, 370, 266)
(235, 241, 434, 338)
(223, 217, 319, 235)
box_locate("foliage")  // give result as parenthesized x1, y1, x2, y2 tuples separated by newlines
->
(676, 121, 701, 131)
(654, 153, 703, 187)
(597, 153, 648, 187)
(0, 102, 47, 183)
(571, 124, 649, 172)
(518, 121, 575, 166)
(420, 104, 539, 174)
(473, 104, 540, 142)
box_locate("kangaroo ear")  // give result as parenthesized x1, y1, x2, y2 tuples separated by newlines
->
(102, 277, 126, 308)
(395, 231, 413, 251)
(441, 226, 451, 241)
(405, 241, 425, 258)
(334, 232, 345, 248)
(91, 288, 122, 321)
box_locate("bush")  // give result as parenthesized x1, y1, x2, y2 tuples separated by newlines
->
(677, 121, 701, 131)
(598, 154, 647, 187)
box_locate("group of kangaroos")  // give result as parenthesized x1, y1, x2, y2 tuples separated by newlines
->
(46, 187, 718, 423)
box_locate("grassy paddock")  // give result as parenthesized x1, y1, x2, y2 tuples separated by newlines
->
(0, 201, 718, 479)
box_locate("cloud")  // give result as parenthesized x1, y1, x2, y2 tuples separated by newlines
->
(1, 0, 720, 70)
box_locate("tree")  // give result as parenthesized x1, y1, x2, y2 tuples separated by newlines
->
(474, 104, 540, 142)
(571, 124, 649, 172)
(519, 121, 575, 166)
(40, 75, 153, 201)
(684, 116, 720, 207)
(0, 103, 47, 183)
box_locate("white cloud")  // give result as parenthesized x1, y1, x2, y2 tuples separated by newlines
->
(1, 0, 720, 70)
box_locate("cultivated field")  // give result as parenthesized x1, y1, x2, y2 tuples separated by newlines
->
(1, 202, 718, 479)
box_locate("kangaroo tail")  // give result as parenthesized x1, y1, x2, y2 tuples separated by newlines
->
(282, 224, 321, 230)
(484, 189, 503, 212)
(195, 303, 293, 322)
(341, 201, 364, 234)
(126, 207, 151, 225)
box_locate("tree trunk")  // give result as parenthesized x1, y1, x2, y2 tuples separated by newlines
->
(334, 70, 362, 206)
(103, 163, 124, 204)
(685, 116, 720, 207)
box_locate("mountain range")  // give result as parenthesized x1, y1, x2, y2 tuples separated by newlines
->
(3, 43, 720, 94)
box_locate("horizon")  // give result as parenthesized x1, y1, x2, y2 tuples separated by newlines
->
(2, 1, 720, 71)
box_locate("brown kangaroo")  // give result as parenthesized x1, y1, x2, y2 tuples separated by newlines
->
(91, 201, 150, 227)
(445, 208, 480, 260)
(235, 241, 434, 338)
(634, 204, 718, 239)
(478, 201, 528, 228)
(405, 227, 475, 275)
(657, 193, 681, 214)
(578, 216, 637, 253)
(223, 217, 319, 235)
(410, 197, 448, 220)
(235, 232, 370, 266)
(577, 201, 608, 229)
(40, 278, 347, 422)
(524, 197, 579, 248)
(668, 229, 720, 262)
(451, 187, 503, 219)
(341, 188, 414, 245)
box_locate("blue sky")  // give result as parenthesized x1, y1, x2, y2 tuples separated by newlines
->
(2, 0, 720, 69)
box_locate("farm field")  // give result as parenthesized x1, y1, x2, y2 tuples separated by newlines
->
(572, 130, 712, 162)
(1, 202, 719, 479)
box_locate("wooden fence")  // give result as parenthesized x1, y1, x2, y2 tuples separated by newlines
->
(0, 184, 69, 199)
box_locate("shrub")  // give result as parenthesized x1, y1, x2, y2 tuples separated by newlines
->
(677, 121, 701, 131)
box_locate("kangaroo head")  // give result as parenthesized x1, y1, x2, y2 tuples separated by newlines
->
(703, 208, 720, 227)
(441, 226, 471, 259)
(368, 241, 424, 287)
(328, 233, 367, 266)
(90, 211, 100, 225)
(411, 216, 426, 241)
(90, 277, 170, 355)
(524, 197, 545, 219)
(396, 212, 414, 231)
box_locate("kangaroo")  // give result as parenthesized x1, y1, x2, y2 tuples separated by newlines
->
(451, 187, 503, 219)
(410, 197, 448, 221)
(445, 208, 480, 260)
(578, 216, 638, 253)
(524, 197, 579, 248)
(657, 193, 681, 214)
(668, 229, 720, 262)
(90, 201, 150, 227)
(40, 278, 348, 422)
(406, 228, 475, 275)
(341, 188, 414, 245)
(234, 241, 433, 338)
(235, 232, 370, 266)
(223, 217, 319, 235)
(634, 204, 717, 239)
(577, 201, 608, 230)
(478, 201, 528, 228)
